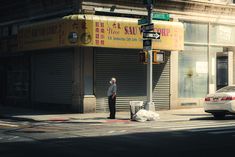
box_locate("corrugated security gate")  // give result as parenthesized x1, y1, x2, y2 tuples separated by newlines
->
(6, 56, 30, 106)
(32, 50, 73, 106)
(0, 60, 5, 104)
(95, 48, 170, 112)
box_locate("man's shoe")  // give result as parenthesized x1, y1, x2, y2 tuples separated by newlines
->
(107, 117, 115, 119)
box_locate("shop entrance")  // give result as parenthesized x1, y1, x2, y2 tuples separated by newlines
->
(216, 52, 228, 90)
(94, 48, 170, 112)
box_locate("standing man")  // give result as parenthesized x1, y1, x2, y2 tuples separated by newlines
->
(107, 77, 117, 119)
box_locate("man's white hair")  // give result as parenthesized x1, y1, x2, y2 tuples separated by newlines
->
(111, 77, 116, 83)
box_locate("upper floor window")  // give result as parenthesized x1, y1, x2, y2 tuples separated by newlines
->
(209, 24, 235, 45)
(184, 22, 208, 44)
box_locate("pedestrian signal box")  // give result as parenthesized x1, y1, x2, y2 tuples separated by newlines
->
(139, 50, 165, 64)
(153, 50, 165, 64)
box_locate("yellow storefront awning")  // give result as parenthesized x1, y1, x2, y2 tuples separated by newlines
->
(18, 14, 184, 51)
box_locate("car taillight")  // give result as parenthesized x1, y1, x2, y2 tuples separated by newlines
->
(221, 96, 235, 101)
(205, 97, 211, 101)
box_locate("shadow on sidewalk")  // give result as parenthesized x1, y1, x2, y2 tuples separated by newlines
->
(0, 115, 38, 122)
(190, 115, 235, 121)
(1, 127, 235, 157)
(0, 105, 130, 123)
(0, 104, 82, 116)
(173, 114, 210, 117)
(0, 105, 87, 122)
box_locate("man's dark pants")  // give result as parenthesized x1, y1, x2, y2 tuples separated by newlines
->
(108, 96, 116, 119)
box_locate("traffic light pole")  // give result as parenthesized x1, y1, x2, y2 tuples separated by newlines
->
(146, 3, 155, 111)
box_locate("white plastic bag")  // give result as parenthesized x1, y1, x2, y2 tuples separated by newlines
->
(133, 109, 148, 122)
(133, 109, 160, 122)
(147, 110, 160, 121)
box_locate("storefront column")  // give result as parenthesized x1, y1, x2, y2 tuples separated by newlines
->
(170, 51, 179, 109)
(72, 47, 83, 112)
(228, 51, 233, 86)
(209, 48, 216, 94)
(72, 47, 96, 113)
(82, 47, 96, 113)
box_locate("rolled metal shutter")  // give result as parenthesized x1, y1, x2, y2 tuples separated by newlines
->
(95, 48, 170, 112)
(152, 52, 170, 110)
(33, 50, 73, 105)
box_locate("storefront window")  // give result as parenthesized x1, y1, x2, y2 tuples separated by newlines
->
(210, 24, 235, 45)
(184, 22, 208, 43)
(179, 45, 208, 98)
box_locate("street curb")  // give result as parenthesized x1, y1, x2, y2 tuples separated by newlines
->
(0, 113, 197, 123)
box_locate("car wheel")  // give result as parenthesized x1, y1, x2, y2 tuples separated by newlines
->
(213, 113, 225, 119)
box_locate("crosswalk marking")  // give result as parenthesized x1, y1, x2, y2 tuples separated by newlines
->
(0, 120, 15, 124)
(0, 122, 18, 127)
(108, 131, 115, 134)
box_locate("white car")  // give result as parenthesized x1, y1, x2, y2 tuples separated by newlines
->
(204, 86, 235, 119)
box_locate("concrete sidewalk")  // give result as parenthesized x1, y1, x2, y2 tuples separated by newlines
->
(0, 106, 211, 122)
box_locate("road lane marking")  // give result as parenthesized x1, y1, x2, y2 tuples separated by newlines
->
(89, 124, 104, 126)
(188, 126, 235, 132)
(151, 122, 235, 130)
(209, 130, 235, 135)
(153, 124, 231, 130)
(7, 136, 19, 141)
(170, 125, 235, 131)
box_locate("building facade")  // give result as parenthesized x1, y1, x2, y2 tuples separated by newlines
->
(1, 0, 235, 113)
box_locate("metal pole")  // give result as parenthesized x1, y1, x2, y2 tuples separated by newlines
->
(146, 3, 155, 111)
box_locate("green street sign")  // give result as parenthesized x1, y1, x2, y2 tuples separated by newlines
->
(138, 18, 148, 25)
(152, 13, 170, 21)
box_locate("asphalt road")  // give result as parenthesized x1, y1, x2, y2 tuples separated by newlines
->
(1, 116, 235, 157)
